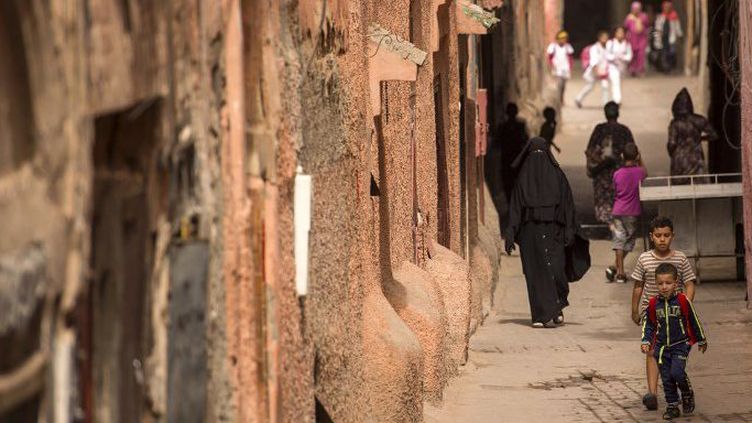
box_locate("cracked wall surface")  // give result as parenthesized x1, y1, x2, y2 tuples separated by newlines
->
(0, 0, 561, 421)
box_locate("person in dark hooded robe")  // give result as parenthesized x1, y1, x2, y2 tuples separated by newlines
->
(585, 101, 634, 224)
(497, 102, 530, 202)
(504, 137, 578, 327)
(668, 88, 718, 179)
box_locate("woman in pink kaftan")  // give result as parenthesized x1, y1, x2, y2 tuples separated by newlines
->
(624, 2, 649, 76)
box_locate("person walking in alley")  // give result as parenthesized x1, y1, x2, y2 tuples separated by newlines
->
(654, 1, 683, 73)
(608, 143, 646, 284)
(539, 107, 561, 154)
(504, 137, 577, 328)
(498, 102, 529, 202)
(641, 263, 707, 419)
(668, 88, 718, 180)
(631, 216, 697, 411)
(624, 1, 650, 76)
(606, 27, 633, 105)
(546, 30, 574, 105)
(585, 102, 633, 226)
(575, 31, 613, 108)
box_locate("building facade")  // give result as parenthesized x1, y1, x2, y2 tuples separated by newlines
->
(0, 1, 557, 421)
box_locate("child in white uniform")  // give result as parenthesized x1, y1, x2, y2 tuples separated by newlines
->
(576, 31, 614, 107)
(607, 27, 633, 104)
(546, 30, 574, 104)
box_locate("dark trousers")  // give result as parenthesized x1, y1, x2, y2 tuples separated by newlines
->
(656, 343, 692, 404)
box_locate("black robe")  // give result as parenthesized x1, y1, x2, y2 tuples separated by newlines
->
(668, 88, 718, 178)
(505, 137, 578, 323)
(498, 117, 529, 201)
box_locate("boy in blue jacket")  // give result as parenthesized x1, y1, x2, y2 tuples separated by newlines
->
(641, 263, 708, 420)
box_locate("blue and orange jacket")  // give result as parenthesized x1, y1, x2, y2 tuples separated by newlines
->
(641, 293, 707, 363)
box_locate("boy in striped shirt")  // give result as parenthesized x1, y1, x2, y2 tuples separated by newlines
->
(631, 216, 696, 411)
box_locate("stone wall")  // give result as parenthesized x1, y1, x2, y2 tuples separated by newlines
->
(0, 0, 506, 421)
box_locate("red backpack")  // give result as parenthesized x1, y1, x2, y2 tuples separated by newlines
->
(647, 293, 697, 345)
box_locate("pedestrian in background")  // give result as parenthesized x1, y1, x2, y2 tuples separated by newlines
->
(575, 31, 613, 108)
(624, 1, 650, 76)
(504, 137, 577, 328)
(654, 0, 682, 73)
(498, 103, 529, 202)
(631, 216, 697, 411)
(539, 107, 562, 154)
(668, 88, 718, 180)
(546, 30, 574, 105)
(607, 143, 646, 284)
(585, 101, 633, 225)
(606, 27, 633, 105)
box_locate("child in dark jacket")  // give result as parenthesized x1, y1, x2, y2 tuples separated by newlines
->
(641, 263, 708, 420)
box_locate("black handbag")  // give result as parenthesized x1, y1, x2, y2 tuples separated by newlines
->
(565, 232, 591, 282)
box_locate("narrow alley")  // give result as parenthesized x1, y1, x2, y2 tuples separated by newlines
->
(1, 1, 752, 422)
(426, 74, 752, 422)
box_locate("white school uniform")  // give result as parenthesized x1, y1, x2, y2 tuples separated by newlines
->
(546, 42, 574, 79)
(577, 42, 615, 105)
(606, 39, 633, 103)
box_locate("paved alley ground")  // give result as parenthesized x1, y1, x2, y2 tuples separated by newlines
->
(426, 75, 752, 422)
(425, 244, 752, 422)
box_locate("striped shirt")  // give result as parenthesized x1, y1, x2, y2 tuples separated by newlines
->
(631, 250, 697, 315)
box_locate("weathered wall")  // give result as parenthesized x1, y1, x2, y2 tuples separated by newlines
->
(0, 0, 505, 422)
(739, 0, 752, 306)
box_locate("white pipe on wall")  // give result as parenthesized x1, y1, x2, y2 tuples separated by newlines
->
(294, 166, 312, 297)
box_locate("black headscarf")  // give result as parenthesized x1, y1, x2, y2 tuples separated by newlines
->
(504, 137, 578, 249)
(671, 88, 694, 118)
(511, 137, 562, 207)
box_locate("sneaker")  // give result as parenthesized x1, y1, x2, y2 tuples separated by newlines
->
(663, 405, 681, 420)
(643, 393, 658, 411)
(616, 274, 628, 284)
(682, 389, 695, 414)
(605, 266, 617, 282)
(532, 322, 544, 328)
(554, 312, 564, 325)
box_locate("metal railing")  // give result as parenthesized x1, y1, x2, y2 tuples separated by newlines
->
(641, 172, 742, 187)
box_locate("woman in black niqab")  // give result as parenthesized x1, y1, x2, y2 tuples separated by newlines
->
(505, 137, 577, 327)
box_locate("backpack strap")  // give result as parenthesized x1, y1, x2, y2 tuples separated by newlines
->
(677, 293, 697, 344)
(647, 296, 658, 347)
(648, 296, 657, 325)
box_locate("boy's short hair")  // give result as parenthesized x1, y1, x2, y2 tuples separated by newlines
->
(623, 143, 639, 161)
(556, 30, 569, 40)
(655, 263, 679, 280)
(506, 102, 519, 117)
(597, 30, 610, 39)
(650, 216, 674, 233)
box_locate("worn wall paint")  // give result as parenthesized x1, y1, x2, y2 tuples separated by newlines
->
(739, 0, 752, 307)
(0, 1, 515, 421)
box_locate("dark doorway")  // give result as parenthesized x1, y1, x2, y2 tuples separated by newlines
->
(563, 0, 613, 53)
(84, 100, 162, 422)
(434, 74, 451, 249)
(0, 1, 35, 176)
(707, 0, 741, 173)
